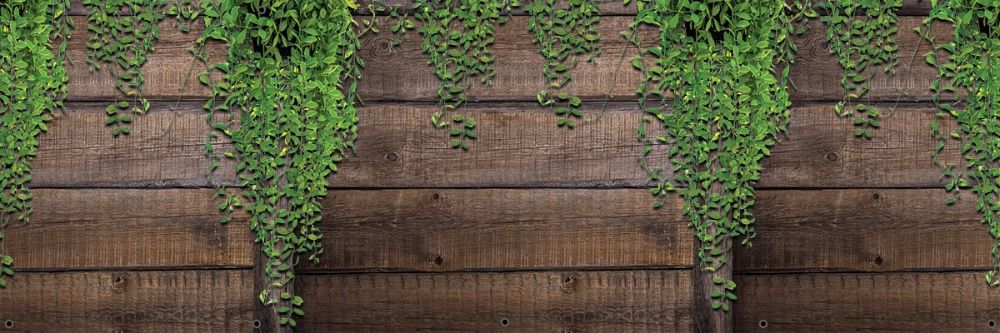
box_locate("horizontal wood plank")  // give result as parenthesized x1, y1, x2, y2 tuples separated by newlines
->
(4, 189, 251, 271)
(0, 269, 253, 333)
(298, 269, 694, 332)
(66, 1, 934, 17)
(32, 102, 958, 188)
(735, 272, 1000, 332)
(309, 188, 691, 272)
(737, 189, 988, 273)
(60, 16, 948, 103)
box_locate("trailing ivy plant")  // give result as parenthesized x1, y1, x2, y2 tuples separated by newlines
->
(412, 0, 518, 150)
(628, 0, 815, 312)
(527, 0, 600, 128)
(0, 0, 72, 288)
(820, 0, 902, 139)
(920, 0, 1000, 286)
(82, 0, 199, 136)
(195, 0, 362, 328)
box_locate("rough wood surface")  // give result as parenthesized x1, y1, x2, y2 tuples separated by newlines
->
(737, 189, 989, 273)
(297, 269, 694, 332)
(307, 188, 691, 272)
(59, 16, 948, 103)
(0, 269, 254, 333)
(735, 272, 1000, 332)
(65, 0, 934, 17)
(32, 102, 958, 189)
(4, 189, 251, 271)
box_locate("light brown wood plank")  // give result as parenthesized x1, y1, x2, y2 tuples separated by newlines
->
(297, 269, 694, 332)
(32, 102, 235, 188)
(735, 272, 1000, 332)
(0, 269, 254, 333)
(4, 189, 251, 271)
(60, 16, 948, 103)
(31, 102, 958, 188)
(308, 188, 691, 272)
(63, 16, 223, 101)
(736, 189, 988, 273)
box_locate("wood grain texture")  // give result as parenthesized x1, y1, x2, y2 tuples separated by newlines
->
(66, 0, 933, 16)
(63, 16, 223, 101)
(297, 270, 694, 332)
(4, 189, 251, 271)
(0, 269, 254, 333)
(32, 102, 958, 189)
(307, 188, 691, 272)
(737, 189, 988, 273)
(59, 15, 948, 103)
(735, 272, 1000, 332)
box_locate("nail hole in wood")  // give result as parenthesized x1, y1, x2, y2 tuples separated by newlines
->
(758, 319, 768, 328)
(500, 318, 510, 327)
(432, 193, 442, 201)
(252, 319, 261, 329)
(989, 319, 996, 328)
(4, 320, 12, 329)
(872, 192, 880, 201)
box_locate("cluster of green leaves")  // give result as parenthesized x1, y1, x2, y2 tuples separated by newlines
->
(820, 0, 901, 139)
(82, 0, 198, 136)
(920, 0, 1000, 286)
(194, 0, 363, 327)
(0, 0, 71, 288)
(628, 0, 815, 312)
(527, 0, 600, 128)
(413, 0, 518, 150)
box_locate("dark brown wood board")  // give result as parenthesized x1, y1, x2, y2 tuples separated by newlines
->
(296, 269, 695, 332)
(0, 270, 254, 332)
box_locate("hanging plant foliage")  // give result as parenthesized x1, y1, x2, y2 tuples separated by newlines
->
(194, 0, 363, 328)
(820, 0, 902, 139)
(527, 0, 601, 128)
(0, 0, 72, 288)
(82, 0, 199, 136)
(628, 0, 815, 311)
(921, 0, 1000, 286)
(412, 0, 518, 150)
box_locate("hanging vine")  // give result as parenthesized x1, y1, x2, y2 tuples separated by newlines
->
(412, 0, 517, 150)
(820, 0, 902, 139)
(628, 0, 815, 312)
(920, 0, 1000, 286)
(0, 0, 72, 288)
(195, 0, 362, 328)
(82, 0, 199, 136)
(527, 0, 600, 128)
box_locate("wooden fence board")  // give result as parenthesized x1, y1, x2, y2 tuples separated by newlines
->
(308, 188, 691, 272)
(297, 270, 694, 332)
(4, 189, 251, 271)
(66, 0, 934, 17)
(735, 272, 1000, 332)
(737, 189, 988, 273)
(32, 102, 958, 189)
(0, 269, 254, 333)
(59, 16, 948, 103)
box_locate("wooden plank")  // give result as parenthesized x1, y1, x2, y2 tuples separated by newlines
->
(297, 270, 694, 332)
(0, 269, 254, 333)
(31, 102, 958, 189)
(63, 16, 223, 101)
(59, 16, 948, 103)
(735, 272, 1000, 332)
(737, 189, 989, 273)
(307, 188, 691, 272)
(67, 0, 934, 16)
(4, 189, 251, 271)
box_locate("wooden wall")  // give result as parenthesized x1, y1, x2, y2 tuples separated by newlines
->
(2, 1, 997, 332)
